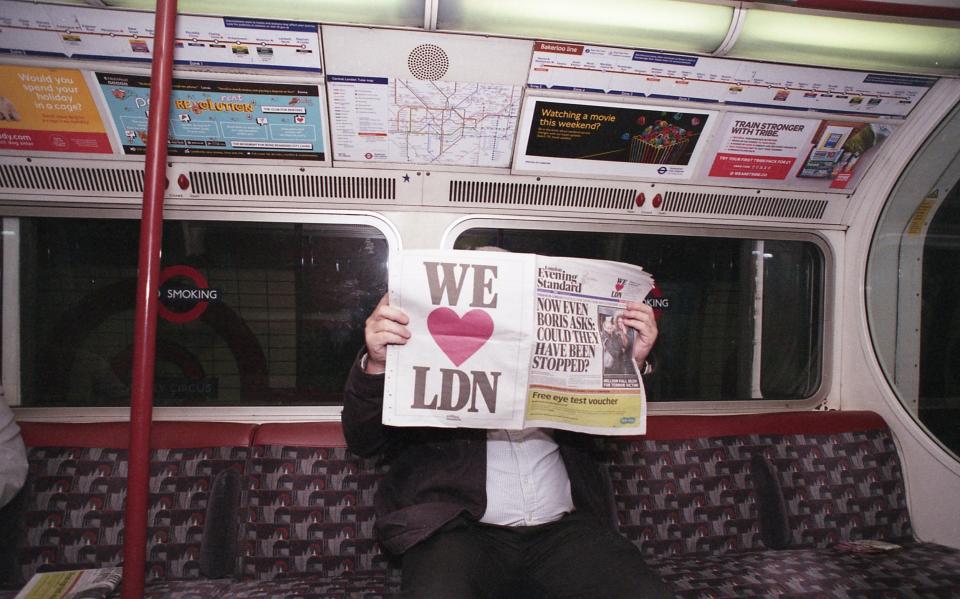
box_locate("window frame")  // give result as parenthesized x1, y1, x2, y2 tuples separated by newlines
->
(443, 214, 836, 413)
(5, 205, 400, 422)
(866, 99, 960, 464)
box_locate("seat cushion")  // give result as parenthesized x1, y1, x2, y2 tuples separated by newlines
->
(604, 434, 769, 557)
(222, 570, 402, 598)
(242, 444, 388, 581)
(651, 542, 960, 598)
(139, 578, 235, 598)
(16, 422, 255, 583)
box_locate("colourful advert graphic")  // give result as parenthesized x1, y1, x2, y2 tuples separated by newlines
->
(515, 97, 715, 180)
(96, 72, 325, 160)
(527, 101, 708, 165)
(0, 65, 111, 153)
(797, 120, 892, 190)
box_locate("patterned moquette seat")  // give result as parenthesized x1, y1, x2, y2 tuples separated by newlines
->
(14, 422, 254, 585)
(604, 412, 958, 598)
(605, 434, 770, 558)
(238, 422, 400, 597)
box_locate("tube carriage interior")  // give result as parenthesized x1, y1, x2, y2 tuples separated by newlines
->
(0, 0, 959, 596)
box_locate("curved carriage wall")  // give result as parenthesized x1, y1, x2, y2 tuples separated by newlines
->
(840, 81, 960, 548)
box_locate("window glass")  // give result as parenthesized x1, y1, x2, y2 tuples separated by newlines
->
(19, 217, 388, 407)
(919, 191, 960, 453)
(455, 228, 824, 402)
(867, 102, 960, 460)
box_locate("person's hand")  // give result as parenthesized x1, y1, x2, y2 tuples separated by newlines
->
(621, 301, 658, 366)
(364, 293, 410, 375)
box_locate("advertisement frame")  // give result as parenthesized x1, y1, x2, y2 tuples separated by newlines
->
(93, 69, 331, 164)
(0, 64, 113, 155)
(512, 94, 719, 181)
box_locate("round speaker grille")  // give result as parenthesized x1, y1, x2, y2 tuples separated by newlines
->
(407, 44, 449, 81)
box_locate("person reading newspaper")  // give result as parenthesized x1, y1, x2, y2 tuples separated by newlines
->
(342, 293, 671, 598)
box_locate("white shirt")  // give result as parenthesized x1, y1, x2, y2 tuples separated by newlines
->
(480, 428, 574, 526)
(0, 396, 28, 509)
(359, 352, 575, 526)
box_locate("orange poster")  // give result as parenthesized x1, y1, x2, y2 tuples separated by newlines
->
(0, 65, 111, 153)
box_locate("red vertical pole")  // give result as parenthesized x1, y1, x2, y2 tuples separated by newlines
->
(122, 1, 177, 597)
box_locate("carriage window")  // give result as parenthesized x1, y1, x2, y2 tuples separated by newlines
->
(868, 102, 960, 459)
(456, 228, 825, 403)
(17, 217, 388, 407)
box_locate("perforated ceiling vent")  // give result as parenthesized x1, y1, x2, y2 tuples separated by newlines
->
(189, 170, 396, 200)
(662, 191, 828, 220)
(449, 180, 635, 210)
(408, 43, 449, 80)
(0, 163, 143, 193)
(447, 181, 830, 220)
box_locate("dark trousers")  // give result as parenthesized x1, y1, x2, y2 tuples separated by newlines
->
(400, 512, 674, 599)
(0, 487, 25, 587)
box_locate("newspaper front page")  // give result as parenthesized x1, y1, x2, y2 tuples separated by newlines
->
(14, 567, 122, 599)
(524, 255, 654, 434)
(382, 250, 653, 435)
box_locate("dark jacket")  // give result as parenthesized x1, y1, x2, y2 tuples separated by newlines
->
(341, 354, 618, 555)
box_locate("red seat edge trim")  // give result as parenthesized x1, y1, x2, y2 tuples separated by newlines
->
(253, 422, 347, 448)
(250, 411, 886, 447)
(635, 410, 887, 440)
(19, 421, 257, 449)
(17, 411, 888, 449)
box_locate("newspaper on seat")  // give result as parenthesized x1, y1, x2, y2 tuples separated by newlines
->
(14, 567, 122, 599)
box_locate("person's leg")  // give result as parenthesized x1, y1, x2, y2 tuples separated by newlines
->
(523, 513, 674, 599)
(0, 487, 26, 586)
(400, 521, 520, 599)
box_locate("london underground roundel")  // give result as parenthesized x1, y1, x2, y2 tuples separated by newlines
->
(644, 285, 670, 320)
(158, 265, 220, 324)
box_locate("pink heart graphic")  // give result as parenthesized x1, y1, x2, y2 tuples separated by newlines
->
(427, 308, 494, 367)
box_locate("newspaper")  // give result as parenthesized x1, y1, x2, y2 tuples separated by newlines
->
(14, 567, 122, 599)
(383, 249, 654, 434)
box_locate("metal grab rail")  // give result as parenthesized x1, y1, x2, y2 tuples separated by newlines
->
(122, 1, 177, 597)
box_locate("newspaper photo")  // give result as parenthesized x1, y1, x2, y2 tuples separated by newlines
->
(382, 249, 654, 434)
(14, 567, 122, 599)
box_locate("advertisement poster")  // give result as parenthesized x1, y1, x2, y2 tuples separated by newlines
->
(796, 120, 894, 190)
(0, 1, 322, 71)
(0, 65, 111, 153)
(514, 96, 716, 180)
(704, 112, 895, 191)
(96, 72, 326, 160)
(708, 113, 818, 180)
(383, 249, 653, 434)
(528, 41, 935, 118)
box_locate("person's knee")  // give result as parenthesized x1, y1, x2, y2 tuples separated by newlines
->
(606, 570, 675, 599)
(523, 518, 673, 599)
(401, 559, 505, 599)
(400, 527, 511, 599)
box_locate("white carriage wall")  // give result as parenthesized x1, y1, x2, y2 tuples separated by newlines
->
(840, 78, 960, 548)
